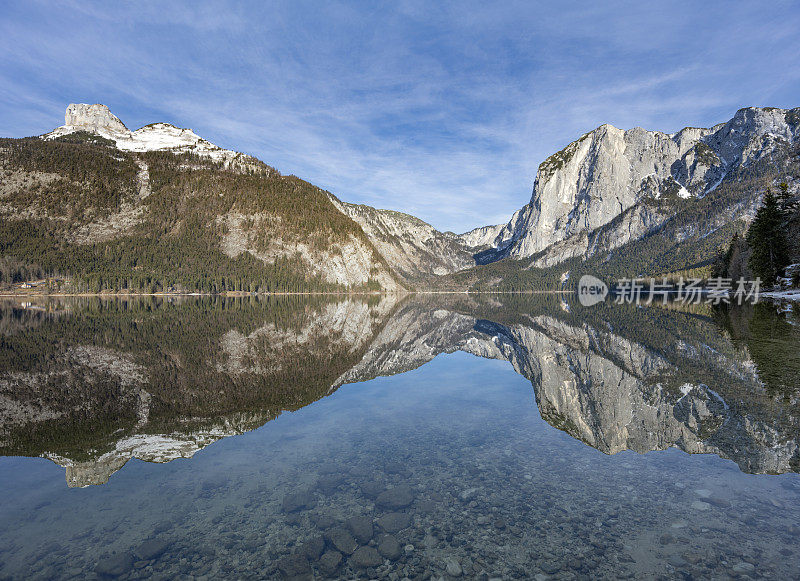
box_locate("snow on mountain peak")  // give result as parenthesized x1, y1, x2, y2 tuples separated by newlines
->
(43, 103, 250, 166)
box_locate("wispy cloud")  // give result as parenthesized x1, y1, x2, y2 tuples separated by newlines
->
(2, 0, 799, 232)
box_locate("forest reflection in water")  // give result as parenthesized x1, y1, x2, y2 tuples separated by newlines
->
(0, 294, 799, 579)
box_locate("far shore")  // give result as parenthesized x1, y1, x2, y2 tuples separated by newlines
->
(2, 288, 797, 301)
(0, 289, 572, 298)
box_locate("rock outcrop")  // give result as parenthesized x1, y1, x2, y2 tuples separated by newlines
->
(45, 103, 263, 170)
(458, 223, 505, 249)
(62, 103, 129, 136)
(477, 107, 800, 267)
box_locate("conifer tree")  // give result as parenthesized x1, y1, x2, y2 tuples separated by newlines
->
(746, 190, 789, 286)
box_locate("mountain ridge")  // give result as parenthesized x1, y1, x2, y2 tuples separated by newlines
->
(1, 103, 798, 293)
(474, 106, 799, 267)
(0, 104, 410, 293)
(25, 103, 484, 290)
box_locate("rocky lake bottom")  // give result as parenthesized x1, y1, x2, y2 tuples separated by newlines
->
(1, 351, 799, 580)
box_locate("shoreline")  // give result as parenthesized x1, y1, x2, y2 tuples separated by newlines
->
(0, 289, 570, 298)
(760, 290, 800, 301)
(2, 289, 797, 301)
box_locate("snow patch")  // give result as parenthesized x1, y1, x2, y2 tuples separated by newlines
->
(43, 104, 261, 169)
(703, 175, 726, 196)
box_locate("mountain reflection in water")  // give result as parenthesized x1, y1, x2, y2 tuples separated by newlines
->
(1, 294, 798, 486)
(2, 294, 800, 580)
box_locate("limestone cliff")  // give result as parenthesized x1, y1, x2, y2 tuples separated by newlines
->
(476, 107, 800, 267)
(329, 200, 476, 283)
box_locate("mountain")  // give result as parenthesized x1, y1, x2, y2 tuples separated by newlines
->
(44, 103, 263, 170)
(337, 105, 798, 290)
(458, 107, 800, 281)
(2, 103, 799, 294)
(1, 103, 493, 293)
(2, 104, 425, 293)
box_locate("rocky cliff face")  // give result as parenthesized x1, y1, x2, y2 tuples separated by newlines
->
(217, 211, 402, 291)
(478, 107, 800, 267)
(62, 103, 129, 135)
(330, 200, 477, 283)
(347, 106, 800, 278)
(459, 223, 506, 249)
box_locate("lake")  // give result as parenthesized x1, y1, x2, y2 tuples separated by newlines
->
(0, 294, 798, 580)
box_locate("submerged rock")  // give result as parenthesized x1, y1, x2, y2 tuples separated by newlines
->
(277, 553, 312, 581)
(378, 535, 402, 560)
(311, 514, 336, 530)
(377, 512, 412, 533)
(360, 481, 384, 499)
(95, 552, 134, 578)
(376, 485, 415, 509)
(445, 557, 463, 576)
(318, 550, 342, 576)
(316, 474, 345, 494)
(346, 515, 374, 544)
(350, 546, 382, 568)
(133, 539, 170, 561)
(732, 561, 756, 574)
(301, 535, 325, 560)
(708, 496, 732, 508)
(540, 561, 560, 575)
(283, 491, 315, 513)
(325, 527, 358, 555)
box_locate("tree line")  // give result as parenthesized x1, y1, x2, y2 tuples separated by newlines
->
(715, 182, 799, 286)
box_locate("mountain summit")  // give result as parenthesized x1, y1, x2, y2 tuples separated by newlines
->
(468, 107, 800, 270)
(62, 103, 129, 135)
(44, 103, 260, 169)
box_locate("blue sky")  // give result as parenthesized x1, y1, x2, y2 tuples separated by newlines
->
(2, 1, 799, 233)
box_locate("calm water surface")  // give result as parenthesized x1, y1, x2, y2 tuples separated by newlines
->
(0, 295, 798, 580)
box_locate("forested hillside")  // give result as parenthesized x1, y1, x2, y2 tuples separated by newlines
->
(0, 136, 402, 293)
